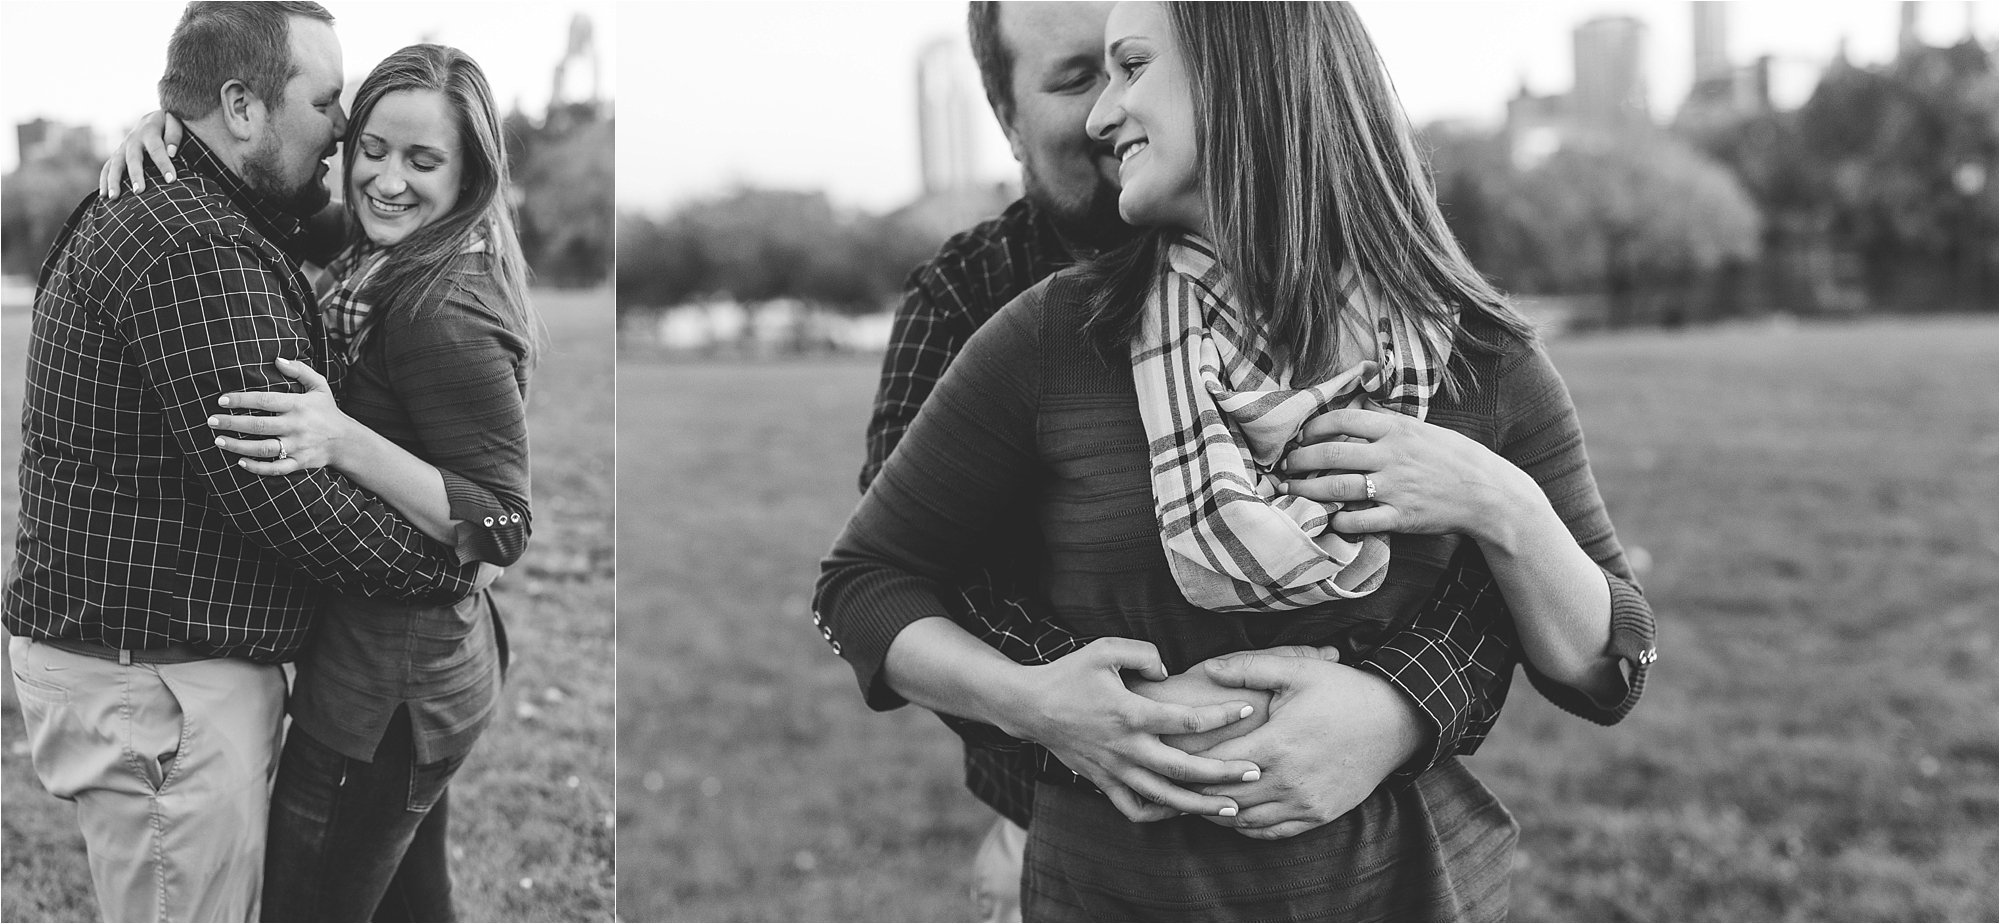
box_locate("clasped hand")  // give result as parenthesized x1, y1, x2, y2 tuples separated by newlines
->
(1017, 640, 1372, 832)
(1183, 652, 1426, 840)
(1276, 408, 1533, 545)
(208, 357, 356, 476)
(1000, 638, 1268, 824)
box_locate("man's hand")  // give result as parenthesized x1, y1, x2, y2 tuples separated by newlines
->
(1191, 652, 1427, 840)
(998, 638, 1265, 824)
(1128, 645, 1340, 753)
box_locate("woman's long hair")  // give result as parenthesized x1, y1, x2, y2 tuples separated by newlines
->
(1083, 2, 1533, 388)
(342, 44, 539, 361)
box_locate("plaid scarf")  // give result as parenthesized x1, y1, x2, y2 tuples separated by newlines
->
(321, 233, 488, 360)
(1132, 236, 1452, 612)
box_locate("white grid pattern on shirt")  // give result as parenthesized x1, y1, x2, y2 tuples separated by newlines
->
(4, 140, 475, 662)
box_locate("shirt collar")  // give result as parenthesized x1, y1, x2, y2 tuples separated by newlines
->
(172, 133, 307, 244)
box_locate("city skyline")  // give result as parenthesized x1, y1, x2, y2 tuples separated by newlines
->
(616, 0, 1993, 214)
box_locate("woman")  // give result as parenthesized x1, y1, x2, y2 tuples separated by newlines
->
(815, 3, 1653, 920)
(110, 43, 537, 921)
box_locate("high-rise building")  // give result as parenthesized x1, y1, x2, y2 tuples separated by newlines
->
(15, 118, 95, 165)
(551, 14, 602, 111)
(915, 37, 979, 196)
(1572, 15, 1651, 130)
(1693, 3, 1730, 83)
(1679, 2, 1771, 127)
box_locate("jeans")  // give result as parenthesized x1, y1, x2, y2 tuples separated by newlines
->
(8, 637, 285, 922)
(261, 705, 467, 922)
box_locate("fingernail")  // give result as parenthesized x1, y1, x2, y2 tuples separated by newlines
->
(1243, 769, 1260, 782)
(217, 396, 230, 407)
(166, 145, 177, 158)
(276, 357, 291, 365)
(1238, 705, 1253, 719)
(1218, 805, 1237, 817)
(207, 416, 218, 427)
(214, 437, 225, 447)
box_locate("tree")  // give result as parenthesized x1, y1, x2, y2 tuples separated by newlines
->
(516, 117, 614, 286)
(616, 187, 947, 316)
(1427, 126, 1763, 323)
(1, 156, 97, 278)
(1515, 138, 1764, 311)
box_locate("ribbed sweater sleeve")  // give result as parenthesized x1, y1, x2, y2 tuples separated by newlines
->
(378, 278, 533, 567)
(1490, 341, 1655, 724)
(815, 295, 1045, 709)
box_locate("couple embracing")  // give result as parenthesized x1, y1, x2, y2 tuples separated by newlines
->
(6, 2, 538, 920)
(816, 2, 1660, 920)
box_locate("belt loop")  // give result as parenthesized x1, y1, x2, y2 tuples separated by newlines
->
(118, 650, 132, 666)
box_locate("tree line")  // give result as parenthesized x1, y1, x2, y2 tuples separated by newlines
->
(619, 40, 1993, 328)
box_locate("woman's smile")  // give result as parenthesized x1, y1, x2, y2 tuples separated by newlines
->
(1116, 138, 1149, 165)
(1087, 1, 1204, 235)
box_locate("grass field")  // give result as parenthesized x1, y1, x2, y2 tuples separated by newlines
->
(617, 315, 1999, 922)
(0, 286, 616, 922)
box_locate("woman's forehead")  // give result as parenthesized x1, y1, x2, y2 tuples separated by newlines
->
(362, 90, 460, 151)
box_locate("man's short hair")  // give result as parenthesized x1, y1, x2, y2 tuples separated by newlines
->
(967, 1, 1013, 119)
(157, 1, 335, 120)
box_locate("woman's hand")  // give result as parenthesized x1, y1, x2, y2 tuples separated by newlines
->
(998, 638, 1267, 824)
(1277, 408, 1541, 548)
(1127, 645, 1339, 754)
(100, 110, 185, 200)
(208, 357, 359, 476)
(1190, 652, 1427, 840)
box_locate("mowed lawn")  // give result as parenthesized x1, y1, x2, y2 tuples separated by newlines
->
(618, 315, 1998, 922)
(0, 286, 616, 922)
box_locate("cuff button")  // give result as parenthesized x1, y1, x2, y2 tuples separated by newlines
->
(483, 516, 495, 527)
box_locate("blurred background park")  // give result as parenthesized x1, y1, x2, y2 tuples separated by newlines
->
(1, 2, 615, 920)
(616, 1, 1998, 921)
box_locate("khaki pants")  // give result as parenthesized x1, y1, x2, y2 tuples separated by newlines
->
(8, 637, 285, 922)
(971, 816, 1027, 923)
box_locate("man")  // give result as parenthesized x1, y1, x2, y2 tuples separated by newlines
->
(4, 4, 484, 920)
(842, 3, 1520, 919)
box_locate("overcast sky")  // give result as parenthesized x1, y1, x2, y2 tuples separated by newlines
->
(618, 0, 1994, 214)
(1, 1, 618, 173)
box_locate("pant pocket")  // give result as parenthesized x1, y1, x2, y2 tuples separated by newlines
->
(130, 667, 187, 795)
(11, 663, 72, 707)
(404, 752, 466, 814)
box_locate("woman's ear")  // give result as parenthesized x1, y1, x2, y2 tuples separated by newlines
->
(218, 79, 263, 142)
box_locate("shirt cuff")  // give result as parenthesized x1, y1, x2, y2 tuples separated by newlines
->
(441, 469, 528, 567)
(1523, 573, 1656, 725)
(1355, 628, 1465, 789)
(812, 574, 951, 712)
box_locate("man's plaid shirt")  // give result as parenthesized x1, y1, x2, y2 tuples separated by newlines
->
(4, 135, 477, 664)
(846, 198, 1520, 828)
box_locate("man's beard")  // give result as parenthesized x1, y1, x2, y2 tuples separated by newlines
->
(242, 135, 332, 217)
(1023, 158, 1130, 254)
